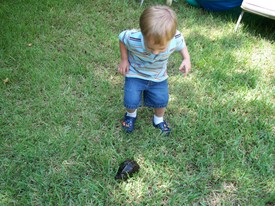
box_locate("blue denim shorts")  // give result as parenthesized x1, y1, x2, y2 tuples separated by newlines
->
(124, 77, 169, 109)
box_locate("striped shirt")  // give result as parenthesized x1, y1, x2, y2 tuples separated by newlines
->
(119, 29, 185, 82)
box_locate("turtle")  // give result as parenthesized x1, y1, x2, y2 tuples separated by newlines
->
(115, 159, 140, 180)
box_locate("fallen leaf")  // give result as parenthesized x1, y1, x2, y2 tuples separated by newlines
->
(3, 78, 9, 84)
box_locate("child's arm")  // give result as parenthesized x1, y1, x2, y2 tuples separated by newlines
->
(178, 46, 191, 77)
(118, 41, 130, 76)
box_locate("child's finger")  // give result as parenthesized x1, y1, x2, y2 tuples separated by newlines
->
(184, 70, 188, 77)
(179, 65, 186, 74)
(185, 67, 190, 77)
(118, 66, 125, 76)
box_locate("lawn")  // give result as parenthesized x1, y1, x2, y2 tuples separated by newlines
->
(0, 0, 274, 205)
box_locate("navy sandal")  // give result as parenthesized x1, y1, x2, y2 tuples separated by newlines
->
(122, 113, 136, 133)
(153, 120, 171, 135)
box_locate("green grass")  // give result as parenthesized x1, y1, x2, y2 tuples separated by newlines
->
(0, 0, 274, 205)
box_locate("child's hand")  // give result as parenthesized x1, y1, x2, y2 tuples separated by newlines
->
(179, 59, 191, 77)
(118, 60, 130, 76)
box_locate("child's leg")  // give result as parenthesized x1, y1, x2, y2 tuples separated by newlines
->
(142, 79, 171, 134)
(122, 108, 137, 133)
(154, 107, 166, 117)
(153, 107, 165, 125)
(122, 78, 145, 132)
(126, 109, 137, 118)
(153, 107, 171, 134)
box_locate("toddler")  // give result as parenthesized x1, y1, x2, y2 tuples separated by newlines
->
(118, 5, 191, 135)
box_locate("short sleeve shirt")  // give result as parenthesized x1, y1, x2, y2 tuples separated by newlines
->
(119, 30, 185, 82)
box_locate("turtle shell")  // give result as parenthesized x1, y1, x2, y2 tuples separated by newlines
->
(115, 159, 140, 180)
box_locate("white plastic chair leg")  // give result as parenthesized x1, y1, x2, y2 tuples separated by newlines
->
(235, 11, 245, 32)
(166, 0, 173, 5)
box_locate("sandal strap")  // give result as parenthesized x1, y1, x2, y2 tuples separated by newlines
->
(122, 118, 134, 127)
(153, 120, 171, 134)
(122, 114, 136, 132)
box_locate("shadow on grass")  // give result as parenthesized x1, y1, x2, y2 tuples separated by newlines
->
(176, 2, 275, 41)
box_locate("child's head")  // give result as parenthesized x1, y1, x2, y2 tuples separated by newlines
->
(140, 5, 177, 54)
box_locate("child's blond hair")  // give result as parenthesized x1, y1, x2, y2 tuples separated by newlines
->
(140, 5, 177, 46)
